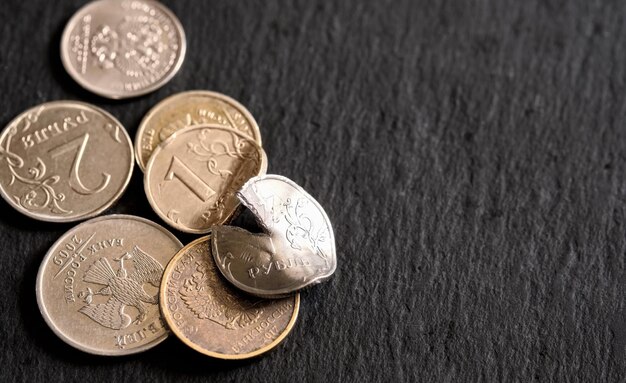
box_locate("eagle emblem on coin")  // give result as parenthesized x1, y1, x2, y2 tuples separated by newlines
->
(180, 260, 263, 330)
(78, 246, 163, 330)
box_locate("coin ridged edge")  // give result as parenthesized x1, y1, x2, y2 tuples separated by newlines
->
(135, 90, 263, 171)
(0, 100, 135, 223)
(60, 0, 187, 99)
(143, 124, 267, 234)
(159, 235, 300, 359)
(35, 214, 183, 356)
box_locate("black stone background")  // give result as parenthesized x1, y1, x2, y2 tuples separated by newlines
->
(1, 0, 626, 381)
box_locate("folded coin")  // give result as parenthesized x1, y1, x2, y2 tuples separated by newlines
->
(61, 0, 186, 99)
(135, 91, 263, 171)
(160, 235, 300, 359)
(0, 101, 133, 222)
(212, 175, 337, 298)
(144, 125, 267, 234)
(36, 215, 183, 355)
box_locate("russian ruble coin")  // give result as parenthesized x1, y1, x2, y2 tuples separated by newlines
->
(0, 101, 133, 222)
(135, 90, 262, 171)
(61, 0, 186, 99)
(36, 215, 183, 355)
(212, 175, 336, 298)
(160, 235, 300, 359)
(144, 125, 267, 234)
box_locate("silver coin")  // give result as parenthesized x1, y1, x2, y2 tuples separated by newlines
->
(0, 101, 134, 222)
(61, 0, 186, 99)
(36, 214, 183, 355)
(212, 175, 337, 298)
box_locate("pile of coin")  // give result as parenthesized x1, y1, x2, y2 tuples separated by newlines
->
(0, 0, 336, 358)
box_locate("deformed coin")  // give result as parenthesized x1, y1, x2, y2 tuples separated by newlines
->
(0, 101, 133, 222)
(160, 235, 300, 359)
(144, 125, 267, 234)
(212, 174, 336, 298)
(135, 90, 263, 171)
(61, 0, 186, 99)
(36, 215, 183, 355)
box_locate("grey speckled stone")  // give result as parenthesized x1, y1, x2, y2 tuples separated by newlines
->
(0, 0, 625, 381)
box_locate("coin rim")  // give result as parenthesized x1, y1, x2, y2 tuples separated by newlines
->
(35, 214, 183, 356)
(0, 100, 135, 223)
(159, 235, 300, 359)
(60, 0, 187, 99)
(213, 174, 337, 297)
(134, 90, 263, 171)
(144, 124, 268, 234)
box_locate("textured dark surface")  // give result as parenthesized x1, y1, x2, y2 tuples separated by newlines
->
(1, 0, 626, 381)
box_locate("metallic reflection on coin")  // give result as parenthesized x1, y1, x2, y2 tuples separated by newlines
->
(61, 0, 186, 99)
(160, 235, 299, 359)
(36, 215, 183, 355)
(0, 101, 134, 222)
(135, 91, 263, 171)
(144, 125, 267, 234)
(212, 175, 336, 298)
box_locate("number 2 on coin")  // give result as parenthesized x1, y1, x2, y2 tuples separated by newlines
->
(49, 133, 111, 195)
(164, 156, 215, 201)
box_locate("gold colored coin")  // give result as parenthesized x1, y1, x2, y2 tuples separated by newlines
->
(160, 235, 300, 359)
(144, 124, 267, 234)
(135, 90, 262, 171)
(36, 215, 183, 355)
(0, 101, 133, 222)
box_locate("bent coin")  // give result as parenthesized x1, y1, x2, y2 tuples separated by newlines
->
(212, 174, 336, 298)
(144, 125, 267, 234)
(0, 101, 133, 222)
(61, 0, 186, 99)
(160, 235, 299, 359)
(36, 215, 183, 355)
(135, 90, 263, 171)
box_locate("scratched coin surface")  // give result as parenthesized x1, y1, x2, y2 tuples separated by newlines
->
(160, 235, 299, 359)
(36, 215, 183, 355)
(61, 0, 186, 99)
(0, 101, 134, 222)
(135, 90, 262, 171)
(212, 175, 336, 298)
(144, 125, 267, 234)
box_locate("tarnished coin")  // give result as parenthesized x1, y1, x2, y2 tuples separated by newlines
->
(144, 125, 267, 234)
(160, 235, 299, 359)
(135, 90, 263, 171)
(0, 101, 133, 222)
(212, 175, 336, 298)
(36, 215, 183, 355)
(61, 0, 186, 99)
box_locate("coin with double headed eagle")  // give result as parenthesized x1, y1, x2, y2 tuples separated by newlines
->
(61, 0, 186, 99)
(36, 215, 183, 355)
(160, 235, 300, 359)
